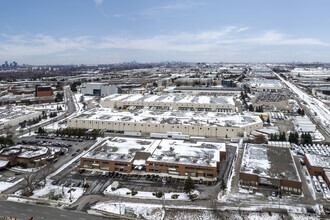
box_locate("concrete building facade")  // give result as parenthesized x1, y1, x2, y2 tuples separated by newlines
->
(68, 110, 263, 138)
(101, 94, 235, 112)
(81, 83, 120, 97)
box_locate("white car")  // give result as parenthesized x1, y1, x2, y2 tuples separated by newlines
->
(7, 177, 15, 182)
(318, 175, 325, 183)
(325, 192, 330, 200)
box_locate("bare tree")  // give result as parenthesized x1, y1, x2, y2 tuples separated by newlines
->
(40, 163, 53, 186)
(23, 173, 36, 196)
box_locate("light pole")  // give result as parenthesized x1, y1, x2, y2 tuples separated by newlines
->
(162, 177, 166, 210)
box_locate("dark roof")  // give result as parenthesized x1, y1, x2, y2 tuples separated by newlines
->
(173, 87, 241, 92)
(133, 152, 151, 160)
(37, 87, 52, 92)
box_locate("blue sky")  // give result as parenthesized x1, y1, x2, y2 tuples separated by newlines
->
(0, 0, 329, 64)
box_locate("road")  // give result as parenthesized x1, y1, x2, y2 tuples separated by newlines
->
(269, 67, 330, 137)
(0, 201, 111, 220)
(11, 86, 76, 138)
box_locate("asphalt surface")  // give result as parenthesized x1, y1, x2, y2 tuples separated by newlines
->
(0, 201, 111, 220)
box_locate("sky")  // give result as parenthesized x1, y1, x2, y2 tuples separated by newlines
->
(0, 0, 329, 65)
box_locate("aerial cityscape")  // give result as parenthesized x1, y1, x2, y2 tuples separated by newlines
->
(0, 0, 329, 220)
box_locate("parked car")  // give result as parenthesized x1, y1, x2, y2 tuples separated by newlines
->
(306, 207, 316, 214)
(79, 169, 86, 174)
(248, 187, 253, 194)
(71, 153, 76, 156)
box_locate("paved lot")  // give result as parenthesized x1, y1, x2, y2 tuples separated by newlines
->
(1, 136, 97, 194)
(0, 201, 110, 220)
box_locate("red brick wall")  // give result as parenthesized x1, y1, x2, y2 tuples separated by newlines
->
(146, 161, 217, 179)
(37, 90, 53, 97)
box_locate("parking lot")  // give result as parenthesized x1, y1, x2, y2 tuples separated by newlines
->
(54, 166, 218, 196)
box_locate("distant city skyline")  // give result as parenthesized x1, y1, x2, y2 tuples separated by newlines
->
(0, 0, 330, 65)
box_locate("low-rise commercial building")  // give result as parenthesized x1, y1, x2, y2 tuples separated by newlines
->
(146, 140, 226, 181)
(80, 137, 226, 181)
(304, 154, 330, 187)
(0, 145, 60, 168)
(68, 109, 263, 138)
(239, 144, 302, 195)
(101, 93, 235, 112)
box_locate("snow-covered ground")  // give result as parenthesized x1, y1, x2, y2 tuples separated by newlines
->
(10, 166, 44, 173)
(0, 178, 23, 193)
(104, 185, 198, 201)
(31, 181, 84, 204)
(90, 201, 320, 220)
(91, 201, 164, 220)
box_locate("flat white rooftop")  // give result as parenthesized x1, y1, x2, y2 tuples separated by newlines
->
(82, 137, 159, 162)
(102, 93, 235, 106)
(148, 139, 225, 167)
(74, 108, 261, 128)
(82, 137, 226, 167)
(305, 154, 330, 169)
(0, 106, 39, 124)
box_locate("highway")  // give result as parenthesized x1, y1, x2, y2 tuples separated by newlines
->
(269, 67, 330, 137)
(0, 201, 111, 220)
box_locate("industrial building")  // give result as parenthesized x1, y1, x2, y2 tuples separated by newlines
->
(0, 106, 42, 130)
(81, 83, 120, 97)
(239, 144, 302, 195)
(172, 86, 242, 96)
(67, 109, 263, 138)
(304, 154, 330, 187)
(81, 137, 226, 181)
(100, 93, 235, 112)
(294, 116, 317, 133)
(247, 79, 284, 92)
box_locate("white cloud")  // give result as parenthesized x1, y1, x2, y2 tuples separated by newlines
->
(0, 27, 328, 63)
(93, 0, 103, 5)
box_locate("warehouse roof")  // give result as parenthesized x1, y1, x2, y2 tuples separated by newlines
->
(102, 93, 235, 105)
(240, 144, 301, 182)
(73, 108, 262, 128)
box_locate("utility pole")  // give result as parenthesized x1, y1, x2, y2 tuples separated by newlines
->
(162, 178, 166, 210)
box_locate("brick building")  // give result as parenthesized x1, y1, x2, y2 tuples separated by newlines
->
(81, 137, 226, 181)
(35, 85, 53, 97)
(304, 154, 330, 187)
(239, 144, 302, 195)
